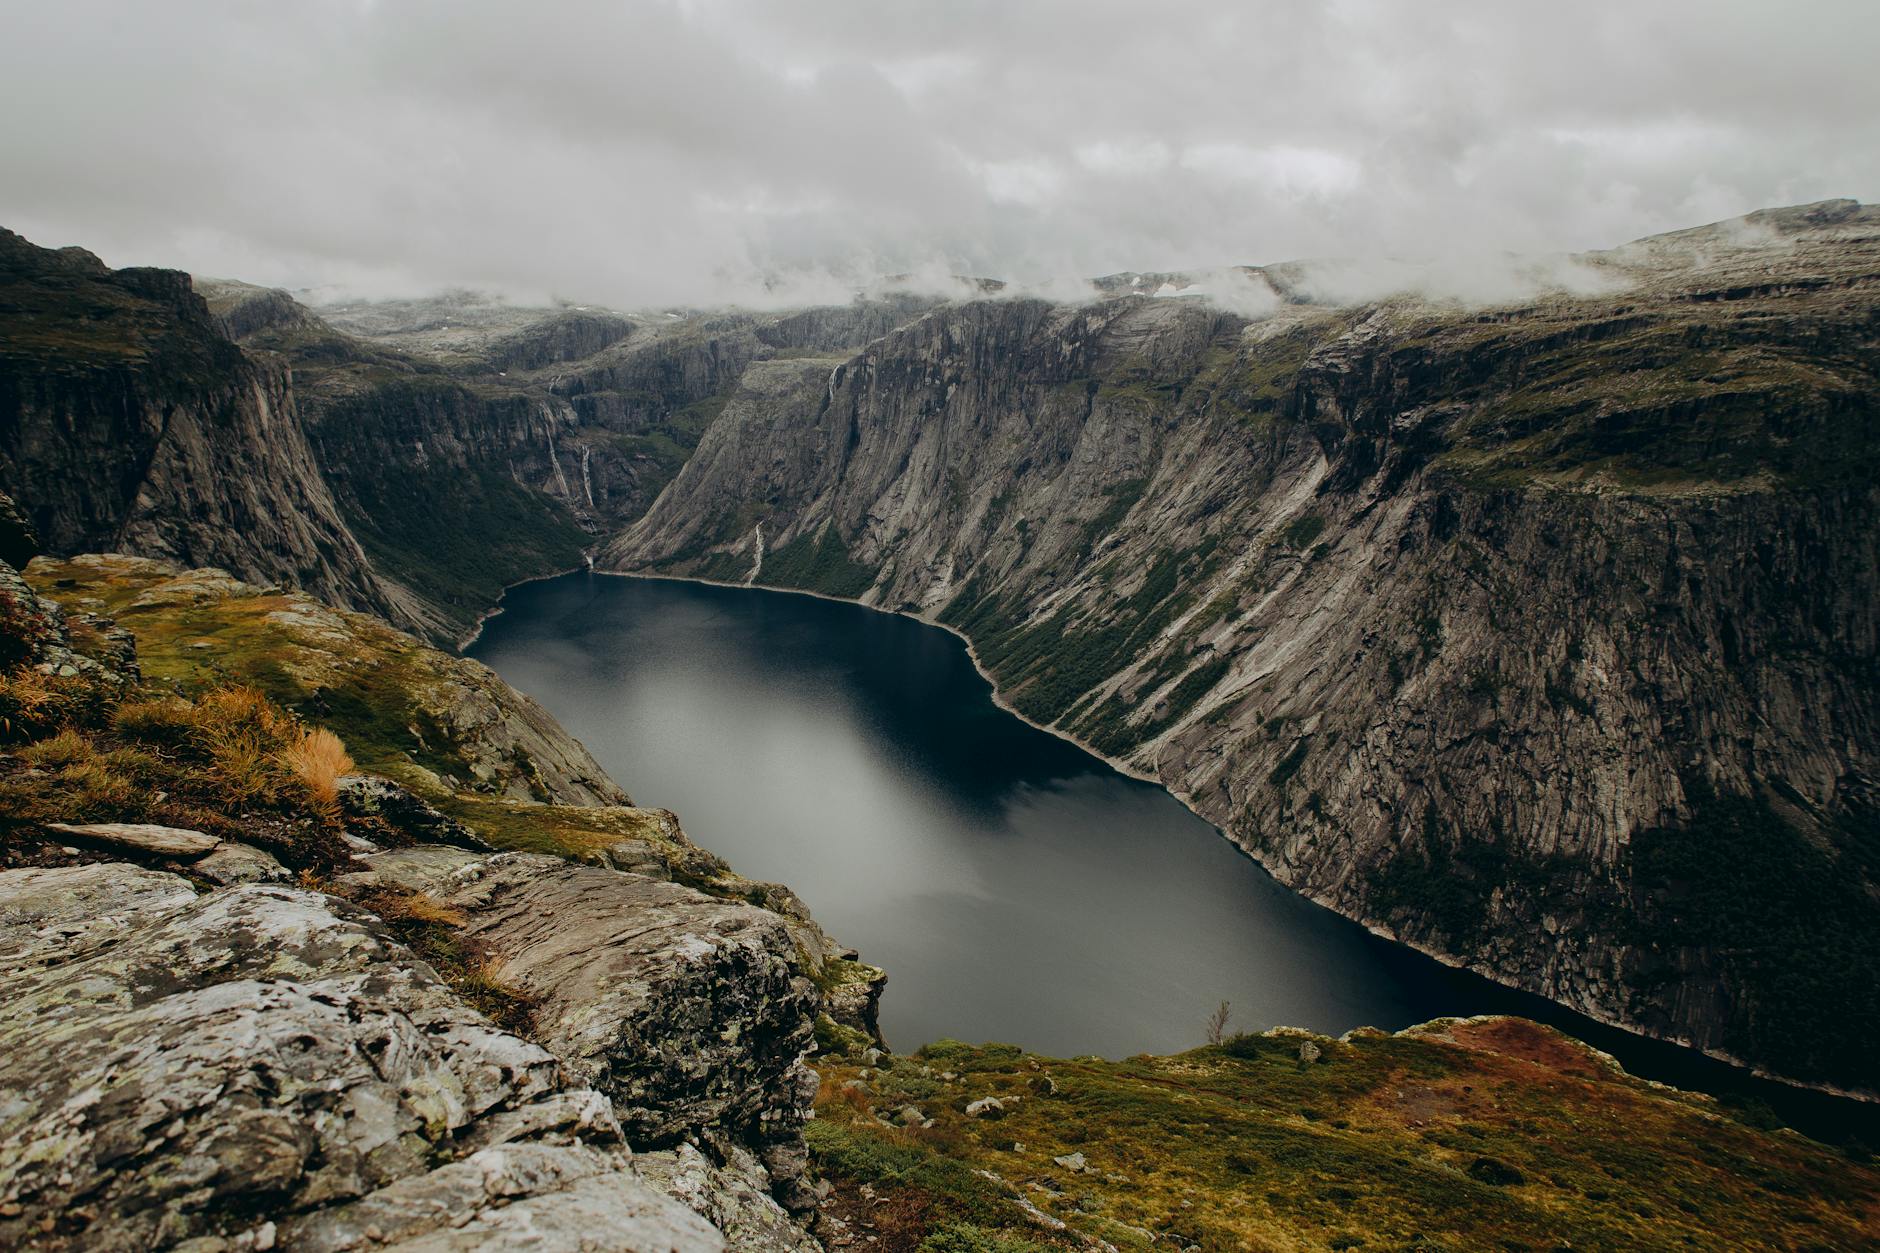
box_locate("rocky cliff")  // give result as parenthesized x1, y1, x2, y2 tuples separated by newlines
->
(2, 228, 946, 645)
(610, 201, 1880, 1093)
(0, 231, 424, 633)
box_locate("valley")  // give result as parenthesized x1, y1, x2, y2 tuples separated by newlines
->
(2, 199, 1877, 1249)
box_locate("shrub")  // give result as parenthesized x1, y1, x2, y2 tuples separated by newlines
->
(0, 669, 111, 743)
(281, 726, 354, 808)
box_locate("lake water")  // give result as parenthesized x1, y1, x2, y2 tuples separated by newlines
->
(470, 572, 1874, 1138)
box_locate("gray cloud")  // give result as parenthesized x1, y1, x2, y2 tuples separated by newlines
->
(3, 0, 1876, 307)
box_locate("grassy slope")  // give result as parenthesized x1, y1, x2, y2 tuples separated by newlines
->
(812, 1020, 1880, 1252)
(18, 554, 876, 984)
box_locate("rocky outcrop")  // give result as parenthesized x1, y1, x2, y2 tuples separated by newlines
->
(485, 310, 636, 373)
(339, 847, 823, 1207)
(610, 203, 1880, 1092)
(3, 548, 870, 1247)
(195, 277, 315, 342)
(0, 861, 722, 1251)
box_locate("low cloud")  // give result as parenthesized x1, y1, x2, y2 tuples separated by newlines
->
(1, 1, 1874, 308)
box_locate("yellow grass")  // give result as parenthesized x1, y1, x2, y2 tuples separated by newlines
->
(281, 726, 354, 807)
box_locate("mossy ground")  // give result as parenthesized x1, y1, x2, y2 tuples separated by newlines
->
(28, 555, 494, 788)
(812, 1021, 1880, 1251)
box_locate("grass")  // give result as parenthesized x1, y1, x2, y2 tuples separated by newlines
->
(25, 555, 522, 792)
(281, 726, 353, 809)
(811, 1023, 1880, 1251)
(0, 678, 357, 872)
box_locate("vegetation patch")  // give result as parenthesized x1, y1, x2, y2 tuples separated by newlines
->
(811, 1027, 1880, 1251)
(761, 524, 876, 598)
(343, 459, 590, 632)
(1627, 785, 1880, 1088)
(329, 881, 540, 1035)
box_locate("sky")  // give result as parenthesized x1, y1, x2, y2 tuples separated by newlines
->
(2, 0, 1877, 308)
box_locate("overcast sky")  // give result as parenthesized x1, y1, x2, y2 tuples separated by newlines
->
(3, 0, 1877, 307)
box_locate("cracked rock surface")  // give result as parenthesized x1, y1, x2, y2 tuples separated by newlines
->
(0, 861, 723, 1252)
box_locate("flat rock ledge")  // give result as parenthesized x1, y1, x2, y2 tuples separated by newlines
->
(43, 821, 223, 859)
(0, 861, 730, 1251)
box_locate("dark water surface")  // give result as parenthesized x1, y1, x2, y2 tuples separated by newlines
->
(470, 572, 1874, 1140)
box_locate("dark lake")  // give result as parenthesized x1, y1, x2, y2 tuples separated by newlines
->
(470, 571, 1873, 1139)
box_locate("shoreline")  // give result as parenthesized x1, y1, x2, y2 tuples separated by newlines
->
(454, 557, 596, 651)
(468, 561, 1880, 1110)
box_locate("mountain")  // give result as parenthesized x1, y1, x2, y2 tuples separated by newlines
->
(608, 201, 1880, 1092)
(0, 229, 421, 628)
(1, 203, 1878, 1245)
(1, 205, 1875, 1094)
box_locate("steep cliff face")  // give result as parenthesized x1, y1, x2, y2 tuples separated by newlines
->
(0, 231, 423, 632)
(238, 286, 945, 641)
(3, 225, 948, 647)
(612, 202, 1880, 1091)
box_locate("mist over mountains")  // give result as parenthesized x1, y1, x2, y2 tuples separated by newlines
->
(5, 1, 1878, 308)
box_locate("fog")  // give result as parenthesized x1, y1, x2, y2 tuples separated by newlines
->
(2, 0, 1876, 308)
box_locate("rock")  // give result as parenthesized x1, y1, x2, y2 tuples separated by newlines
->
(0, 489, 38, 568)
(0, 558, 136, 686)
(43, 820, 221, 859)
(894, 1105, 927, 1127)
(283, 1143, 722, 1252)
(193, 841, 291, 885)
(1053, 1152, 1089, 1173)
(635, 1144, 818, 1253)
(1029, 1075, 1058, 1096)
(336, 775, 490, 850)
(0, 862, 718, 1252)
(966, 1097, 1006, 1120)
(0, 862, 195, 961)
(341, 848, 821, 1198)
(1299, 1040, 1323, 1065)
(1467, 1156, 1527, 1187)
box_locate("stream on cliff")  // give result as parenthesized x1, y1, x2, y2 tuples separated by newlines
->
(471, 571, 1877, 1141)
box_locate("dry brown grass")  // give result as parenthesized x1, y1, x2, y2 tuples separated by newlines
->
(371, 889, 469, 929)
(0, 669, 111, 744)
(281, 726, 353, 808)
(3, 682, 357, 872)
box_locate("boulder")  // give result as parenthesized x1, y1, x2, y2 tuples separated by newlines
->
(192, 842, 290, 885)
(340, 849, 822, 1201)
(636, 1144, 820, 1253)
(966, 1097, 1007, 1120)
(0, 862, 719, 1252)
